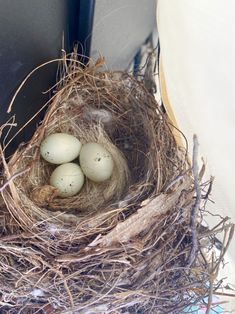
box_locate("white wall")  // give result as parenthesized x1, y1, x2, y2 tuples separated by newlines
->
(157, 0, 235, 310)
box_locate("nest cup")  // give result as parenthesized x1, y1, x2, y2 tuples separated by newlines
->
(5, 57, 183, 226)
(0, 55, 231, 313)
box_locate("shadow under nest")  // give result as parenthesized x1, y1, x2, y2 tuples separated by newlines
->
(0, 54, 233, 314)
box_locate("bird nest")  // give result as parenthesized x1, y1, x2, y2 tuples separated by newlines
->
(0, 54, 233, 313)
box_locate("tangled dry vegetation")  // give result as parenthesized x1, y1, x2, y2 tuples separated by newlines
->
(0, 53, 233, 313)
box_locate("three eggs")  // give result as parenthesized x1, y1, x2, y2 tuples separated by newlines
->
(40, 133, 114, 197)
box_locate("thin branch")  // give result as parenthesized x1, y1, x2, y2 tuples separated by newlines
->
(203, 176, 214, 199)
(164, 170, 189, 192)
(212, 224, 235, 274)
(187, 135, 201, 267)
(214, 291, 235, 298)
(0, 168, 30, 192)
(206, 252, 215, 314)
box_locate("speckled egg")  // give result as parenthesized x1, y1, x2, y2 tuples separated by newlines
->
(79, 142, 114, 182)
(40, 133, 82, 164)
(50, 163, 84, 197)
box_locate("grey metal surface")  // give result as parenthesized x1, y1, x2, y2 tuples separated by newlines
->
(90, 0, 157, 70)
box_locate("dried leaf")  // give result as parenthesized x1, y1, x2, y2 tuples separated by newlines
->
(30, 185, 58, 206)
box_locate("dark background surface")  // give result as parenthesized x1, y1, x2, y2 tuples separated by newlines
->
(0, 0, 84, 155)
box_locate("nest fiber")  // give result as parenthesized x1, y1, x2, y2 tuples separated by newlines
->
(0, 54, 233, 313)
